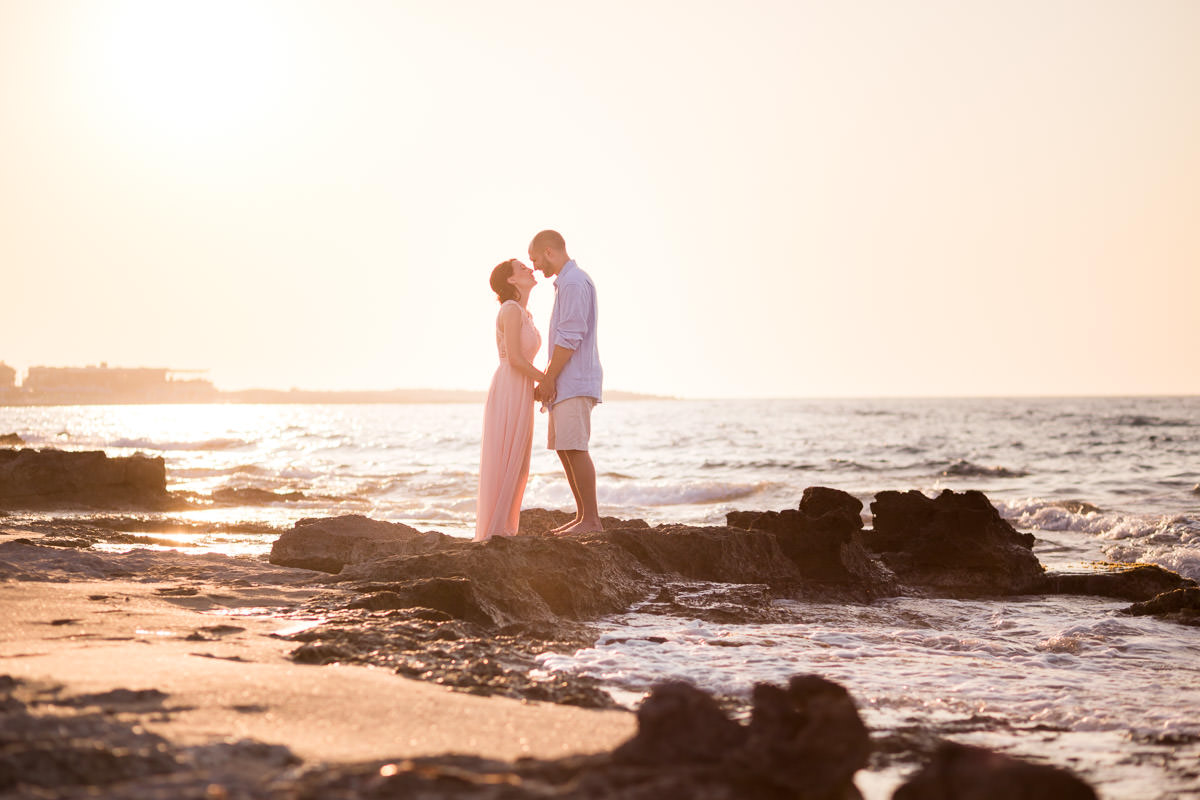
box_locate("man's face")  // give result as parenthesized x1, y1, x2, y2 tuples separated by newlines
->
(529, 244, 553, 277)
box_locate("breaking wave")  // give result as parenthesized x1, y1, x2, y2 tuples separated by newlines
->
(599, 480, 769, 507)
(937, 459, 1029, 479)
(109, 437, 253, 452)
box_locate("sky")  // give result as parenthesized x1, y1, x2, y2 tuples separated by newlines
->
(1, 0, 1197, 398)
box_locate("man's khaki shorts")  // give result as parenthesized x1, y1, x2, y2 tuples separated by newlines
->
(547, 396, 597, 451)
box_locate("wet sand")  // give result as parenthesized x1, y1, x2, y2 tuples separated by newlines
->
(0, 533, 636, 769)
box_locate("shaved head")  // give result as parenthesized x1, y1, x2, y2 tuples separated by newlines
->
(530, 229, 565, 252)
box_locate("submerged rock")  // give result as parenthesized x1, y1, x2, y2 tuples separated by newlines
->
(1124, 586, 1200, 626)
(1048, 499, 1104, 515)
(894, 741, 1097, 800)
(1043, 563, 1196, 602)
(0, 448, 169, 510)
(864, 489, 1044, 596)
(212, 487, 305, 505)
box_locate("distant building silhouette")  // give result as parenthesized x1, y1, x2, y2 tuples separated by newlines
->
(7, 363, 217, 405)
(0, 362, 14, 389)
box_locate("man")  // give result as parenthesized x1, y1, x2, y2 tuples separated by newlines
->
(529, 229, 603, 534)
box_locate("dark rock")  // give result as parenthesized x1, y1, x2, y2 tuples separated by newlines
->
(212, 487, 305, 504)
(726, 485, 864, 534)
(290, 642, 356, 665)
(864, 490, 1044, 596)
(345, 577, 493, 624)
(340, 532, 650, 626)
(285, 609, 616, 707)
(725, 488, 896, 600)
(800, 486, 866, 528)
(269, 514, 458, 573)
(1124, 586, 1200, 626)
(739, 675, 870, 796)
(0, 448, 169, 510)
(636, 581, 790, 623)
(0, 677, 178, 791)
(0, 433, 23, 447)
(612, 675, 868, 797)
(614, 681, 747, 765)
(608, 525, 809, 586)
(1044, 563, 1196, 602)
(894, 741, 1097, 799)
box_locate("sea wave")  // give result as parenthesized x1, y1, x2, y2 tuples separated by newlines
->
(936, 459, 1029, 479)
(598, 480, 769, 507)
(1110, 414, 1193, 428)
(109, 437, 253, 452)
(172, 464, 268, 478)
(700, 458, 817, 472)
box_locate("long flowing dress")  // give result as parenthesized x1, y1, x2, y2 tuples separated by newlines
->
(475, 300, 541, 540)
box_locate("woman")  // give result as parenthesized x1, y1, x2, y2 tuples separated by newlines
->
(475, 259, 544, 540)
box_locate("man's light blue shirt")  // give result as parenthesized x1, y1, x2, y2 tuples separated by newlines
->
(549, 260, 602, 405)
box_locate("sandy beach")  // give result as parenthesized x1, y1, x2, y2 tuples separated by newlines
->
(0, 528, 638, 796)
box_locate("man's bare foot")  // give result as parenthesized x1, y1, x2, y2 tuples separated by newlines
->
(549, 517, 581, 534)
(561, 517, 604, 535)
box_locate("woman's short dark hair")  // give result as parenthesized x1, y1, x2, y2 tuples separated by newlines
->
(490, 259, 520, 303)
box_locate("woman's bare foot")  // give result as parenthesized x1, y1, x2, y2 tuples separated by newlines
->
(549, 517, 581, 534)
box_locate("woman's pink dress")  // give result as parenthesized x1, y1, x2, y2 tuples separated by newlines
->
(475, 300, 541, 540)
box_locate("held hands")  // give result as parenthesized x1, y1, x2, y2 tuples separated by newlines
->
(534, 377, 557, 407)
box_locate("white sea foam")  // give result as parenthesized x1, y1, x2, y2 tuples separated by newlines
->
(538, 597, 1200, 740)
(998, 498, 1200, 579)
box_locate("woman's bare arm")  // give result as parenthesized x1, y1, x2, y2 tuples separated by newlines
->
(500, 304, 547, 383)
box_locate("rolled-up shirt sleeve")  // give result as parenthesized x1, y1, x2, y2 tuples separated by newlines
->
(552, 283, 588, 351)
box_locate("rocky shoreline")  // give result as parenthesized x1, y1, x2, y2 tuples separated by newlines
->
(3, 447, 1199, 797)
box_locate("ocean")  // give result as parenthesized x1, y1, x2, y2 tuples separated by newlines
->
(3, 396, 1199, 798)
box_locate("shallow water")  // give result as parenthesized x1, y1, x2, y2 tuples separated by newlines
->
(5, 397, 1198, 564)
(3, 397, 1199, 796)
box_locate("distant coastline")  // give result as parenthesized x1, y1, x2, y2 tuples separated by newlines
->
(213, 388, 670, 405)
(0, 362, 671, 406)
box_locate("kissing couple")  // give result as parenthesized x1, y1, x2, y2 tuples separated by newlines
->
(474, 229, 603, 541)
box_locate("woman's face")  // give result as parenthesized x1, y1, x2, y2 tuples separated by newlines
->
(508, 260, 537, 292)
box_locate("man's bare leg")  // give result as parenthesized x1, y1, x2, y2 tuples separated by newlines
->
(561, 449, 603, 533)
(549, 450, 584, 533)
